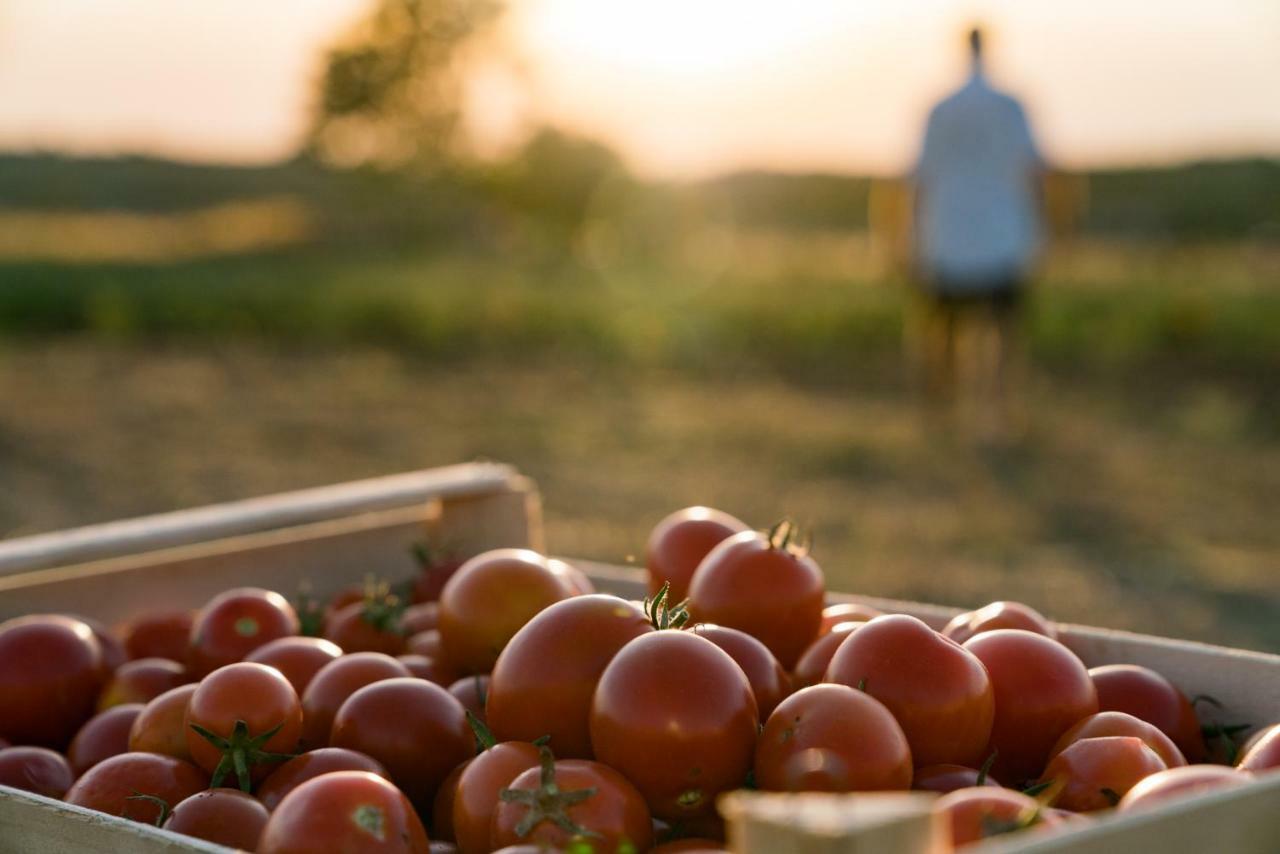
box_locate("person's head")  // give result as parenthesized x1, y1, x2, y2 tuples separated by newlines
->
(968, 26, 984, 62)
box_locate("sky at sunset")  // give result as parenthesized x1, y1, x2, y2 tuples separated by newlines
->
(1, 0, 1278, 178)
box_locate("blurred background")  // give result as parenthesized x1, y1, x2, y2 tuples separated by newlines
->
(0, 0, 1276, 649)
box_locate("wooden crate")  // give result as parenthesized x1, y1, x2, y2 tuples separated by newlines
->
(1, 467, 1278, 853)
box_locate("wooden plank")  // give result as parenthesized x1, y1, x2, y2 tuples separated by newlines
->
(720, 792, 942, 854)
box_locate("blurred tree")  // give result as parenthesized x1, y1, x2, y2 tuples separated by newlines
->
(307, 0, 503, 170)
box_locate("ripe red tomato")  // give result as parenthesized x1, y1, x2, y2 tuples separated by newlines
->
(0, 615, 104, 748)
(330, 677, 473, 811)
(448, 675, 490, 722)
(185, 662, 302, 790)
(247, 636, 344, 696)
(934, 787, 1062, 847)
(69, 615, 128, 675)
(687, 523, 824, 669)
(324, 595, 407, 656)
(432, 758, 470, 842)
(913, 763, 1001, 793)
(97, 657, 187, 710)
(817, 603, 884, 635)
(491, 752, 653, 852)
(1237, 724, 1280, 772)
(439, 549, 572, 675)
(943, 601, 1057, 644)
(1089, 664, 1204, 762)
(0, 746, 76, 799)
(407, 629, 444, 659)
(755, 684, 912, 792)
(549, 559, 596, 596)
(1049, 711, 1186, 769)
(299, 652, 411, 749)
(1038, 736, 1167, 812)
(122, 610, 194, 663)
(66, 752, 207, 825)
(690, 624, 791, 718)
(646, 506, 748, 600)
(164, 789, 270, 850)
(397, 653, 456, 686)
(258, 771, 430, 854)
(188, 587, 300, 677)
(452, 742, 542, 854)
(825, 614, 994, 767)
(487, 595, 651, 758)
(411, 544, 465, 603)
(1118, 765, 1250, 811)
(129, 683, 198, 761)
(963, 630, 1098, 783)
(589, 630, 758, 820)
(402, 602, 440, 635)
(67, 704, 143, 775)
(791, 622, 863, 689)
(256, 747, 390, 811)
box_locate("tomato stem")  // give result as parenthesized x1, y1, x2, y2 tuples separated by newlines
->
(498, 746, 601, 840)
(190, 719, 296, 792)
(124, 791, 171, 827)
(976, 749, 997, 786)
(643, 581, 690, 631)
(467, 709, 497, 752)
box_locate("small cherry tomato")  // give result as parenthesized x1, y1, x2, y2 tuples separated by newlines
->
(185, 662, 302, 790)
(1089, 664, 1204, 762)
(590, 630, 758, 820)
(646, 506, 749, 601)
(164, 789, 270, 850)
(913, 763, 1001, 793)
(817, 603, 884, 635)
(963, 630, 1098, 783)
(1038, 736, 1167, 812)
(68, 615, 128, 674)
(943, 601, 1057, 644)
(402, 602, 440, 635)
(300, 652, 412, 749)
(934, 787, 1062, 848)
(0, 614, 104, 748)
(331, 677, 473, 811)
(687, 522, 825, 669)
(68, 703, 143, 775)
(398, 653, 457, 686)
(407, 629, 444, 659)
(247, 636, 344, 696)
(826, 614, 994, 768)
(690, 624, 790, 718)
(1118, 765, 1250, 811)
(66, 752, 207, 825)
(791, 622, 863, 689)
(412, 544, 465, 603)
(491, 749, 653, 852)
(549, 559, 596, 596)
(432, 758, 471, 843)
(0, 746, 76, 799)
(258, 771, 430, 854)
(448, 675, 490, 722)
(1049, 711, 1187, 769)
(324, 591, 408, 656)
(488, 595, 651, 758)
(122, 610, 194, 663)
(188, 587, 300, 677)
(453, 742, 542, 854)
(756, 684, 912, 792)
(129, 683, 198, 761)
(97, 657, 187, 710)
(1237, 724, 1280, 773)
(257, 747, 390, 811)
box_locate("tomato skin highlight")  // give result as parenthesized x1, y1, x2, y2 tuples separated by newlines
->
(825, 614, 994, 768)
(164, 789, 271, 851)
(299, 652, 412, 750)
(0, 746, 76, 799)
(184, 662, 303, 786)
(1237, 724, 1280, 773)
(487, 595, 651, 758)
(943, 601, 1057, 644)
(1049, 711, 1187, 769)
(646, 506, 749, 600)
(258, 770, 431, 854)
(817, 603, 883, 635)
(66, 752, 208, 825)
(67, 704, 143, 776)
(1118, 765, 1251, 811)
(246, 636, 344, 696)
(129, 684, 198, 761)
(1038, 736, 1167, 812)
(188, 587, 300, 677)
(687, 528, 825, 669)
(0, 615, 104, 748)
(755, 684, 913, 793)
(691, 624, 791, 718)
(1089, 664, 1204, 762)
(589, 630, 758, 820)
(452, 742, 542, 854)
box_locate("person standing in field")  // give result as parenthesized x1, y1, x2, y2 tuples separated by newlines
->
(910, 25, 1045, 439)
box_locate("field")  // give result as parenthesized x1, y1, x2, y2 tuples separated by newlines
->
(1, 157, 1277, 652)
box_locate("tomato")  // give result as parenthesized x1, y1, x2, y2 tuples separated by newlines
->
(188, 587, 300, 677)
(963, 630, 1098, 783)
(402, 602, 440, 635)
(755, 684, 912, 792)
(913, 763, 1001, 793)
(0, 746, 76, 799)
(258, 770, 430, 854)
(825, 614, 994, 767)
(257, 747, 390, 811)
(1118, 765, 1250, 811)
(164, 789, 270, 850)
(97, 657, 187, 710)
(646, 506, 749, 600)
(247, 636, 344, 696)
(412, 543, 465, 603)
(185, 662, 302, 790)
(432, 758, 471, 842)
(0, 615, 104, 748)
(66, 752, 207, 825)
(439, 549, 572, 675)
(549, 559, 596, 596)
(943, 601, 1057, 644)
(1237, 724, 1280, 773)
(123, 610, 194, 663)
(1038, 736, 1167, 812)
(650, 841, 729, 853)
(69, 615, 128, 674)
(934, 787, 1062, 847)
(687, 523, 824, 668)
(399, 653, 457, 686)
(408, 629, 444, 659)
(67, 704, 142, 775)
(129, 684, 198, 761)
(491, 751, 653, 852)
(817, 603, 883, 635)
(324, 594, 408, 656)
(1089, 664, 1204, 762)
(448, 675, 490, 722)
(1049, 711, 1186, 769)
(330, 677, 473, 811)
(791, 622, 863, 689)
(452, 742, 542, 854)
(488, 595, 651, 758)
(589, 630, 757, 820)
(299, 652, 412, 749)
(690, 624, 790, 718)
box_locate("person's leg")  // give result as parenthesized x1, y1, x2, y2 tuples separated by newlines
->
(988, 283, 1027, 439)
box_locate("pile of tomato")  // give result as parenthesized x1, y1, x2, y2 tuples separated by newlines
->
(1, 506, 1278, 854)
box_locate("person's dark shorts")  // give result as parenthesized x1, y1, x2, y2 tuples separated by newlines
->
(928, 276, 1026, 315)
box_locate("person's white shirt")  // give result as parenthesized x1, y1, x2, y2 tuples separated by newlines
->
(914, 65, 1043, 289)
